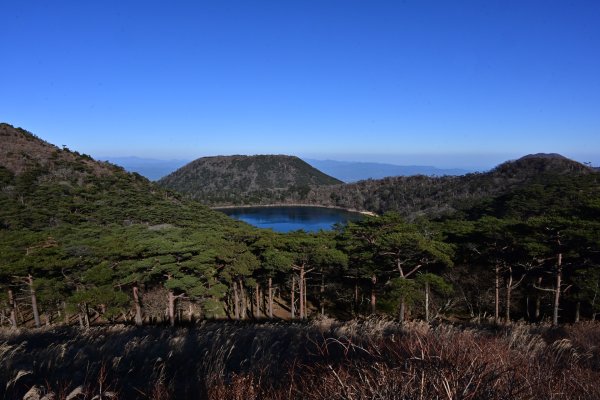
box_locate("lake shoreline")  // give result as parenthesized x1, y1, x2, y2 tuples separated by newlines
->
(211, 203, 377, 216)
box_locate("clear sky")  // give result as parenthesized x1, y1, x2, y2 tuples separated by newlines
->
(1, 1, 599, 169)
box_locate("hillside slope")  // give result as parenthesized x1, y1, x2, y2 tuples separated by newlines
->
(305, 153, 596, 218)
(0, 123, 238, 230)
(0, 123, 253, 323)
(158, 155, 342, 205)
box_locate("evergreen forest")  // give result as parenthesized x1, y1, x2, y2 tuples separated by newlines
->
(1, 123, 599, 399)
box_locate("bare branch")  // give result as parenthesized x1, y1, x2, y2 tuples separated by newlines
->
(511, 274, 526, 289)
(533, 284, 556, 293)
(405, 264, 423, 278)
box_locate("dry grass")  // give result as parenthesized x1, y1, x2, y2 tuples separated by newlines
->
(1, 319, 599, 399)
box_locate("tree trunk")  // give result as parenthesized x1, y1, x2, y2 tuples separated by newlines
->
(7, 289, 17, 329)
(399, 298, 406, 323)
(494, 264, 500, 324)
(168, 290, 176, 327)
(83, 303, 90, 329)
(63, 301, 69, 325)
(535, 277, 542, 320)
(320, 269, 325, 316)
(575, 301, 580, 323)
(188, 300, 194, 322)
(505, 268, 513, 323)
(268, 277, 273, 319)
(255, 284, 261, 319)
(553, 253, 562, 326)
(28, 275, 41, 328)
(354, 281, 359, 314)
(233, 282, 240, 320)
(371, 275, 377, 314)
(424, 281, 430, 322)
(291, 275, 296, 319)
(299, 266, 305, 319)
(303, 274, 308, 319)
(133, 285, 143, 326)
(15, 297, 24, 324)
(240, 280, 247, 320)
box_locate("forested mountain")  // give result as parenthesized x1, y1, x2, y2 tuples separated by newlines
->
(157, 155, 342, 205)
(0, 123, 239, 230)
(303, 153, 597, 218)
(0, 123, 259, 327)
(158, 147, 595, 219)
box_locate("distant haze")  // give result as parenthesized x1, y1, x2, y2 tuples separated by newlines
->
(103, 154, 478, 182)
(304, 159, 471, 182)
(99, 157, 189, 181)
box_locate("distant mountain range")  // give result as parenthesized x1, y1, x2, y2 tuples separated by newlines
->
(304, 159, 471, 182)
(97, 156, 189, 181)
(100, 156, 473, 182)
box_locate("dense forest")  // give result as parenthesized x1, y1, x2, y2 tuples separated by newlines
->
(1, 123, 600, 398)
(1, 123, 599, 329)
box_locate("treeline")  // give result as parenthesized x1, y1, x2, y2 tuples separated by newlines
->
(2, 176, 599, 329)
(1, 124, 599, 330)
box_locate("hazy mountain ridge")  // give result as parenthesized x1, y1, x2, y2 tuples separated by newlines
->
(98, 156, 190, 181)
(157, 155, 343, 205)
(304, 159, 471, 182)
(96, 155, 473, 182)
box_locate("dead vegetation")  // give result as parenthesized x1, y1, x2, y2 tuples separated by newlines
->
(1, 319, 599, 399)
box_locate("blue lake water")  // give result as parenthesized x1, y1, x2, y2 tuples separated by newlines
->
(219, 206, 364, 232)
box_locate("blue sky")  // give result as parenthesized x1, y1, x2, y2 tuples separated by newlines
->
(1, 1, 599, 169)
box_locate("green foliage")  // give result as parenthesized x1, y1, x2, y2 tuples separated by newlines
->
(416, 272, 454, 296)
(68, 286, 130, 318)
(1, 124, 599, 326)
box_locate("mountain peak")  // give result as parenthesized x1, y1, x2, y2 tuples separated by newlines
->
(517, 153, 569, 161)
(158, 154, 342, 205)
(492, 153, 592, 177)
(0, 122, 118, 177)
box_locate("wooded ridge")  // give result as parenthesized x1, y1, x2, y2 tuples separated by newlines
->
(157, 154, 342, 206)
(159, 147, 595, 220)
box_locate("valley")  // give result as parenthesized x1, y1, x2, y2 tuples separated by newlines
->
(1, 123, 599, 399)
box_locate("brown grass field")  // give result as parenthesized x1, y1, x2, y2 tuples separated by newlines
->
(1, 319, 599, 399)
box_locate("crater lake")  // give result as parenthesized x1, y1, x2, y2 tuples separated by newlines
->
(217, 206, 364, 232)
